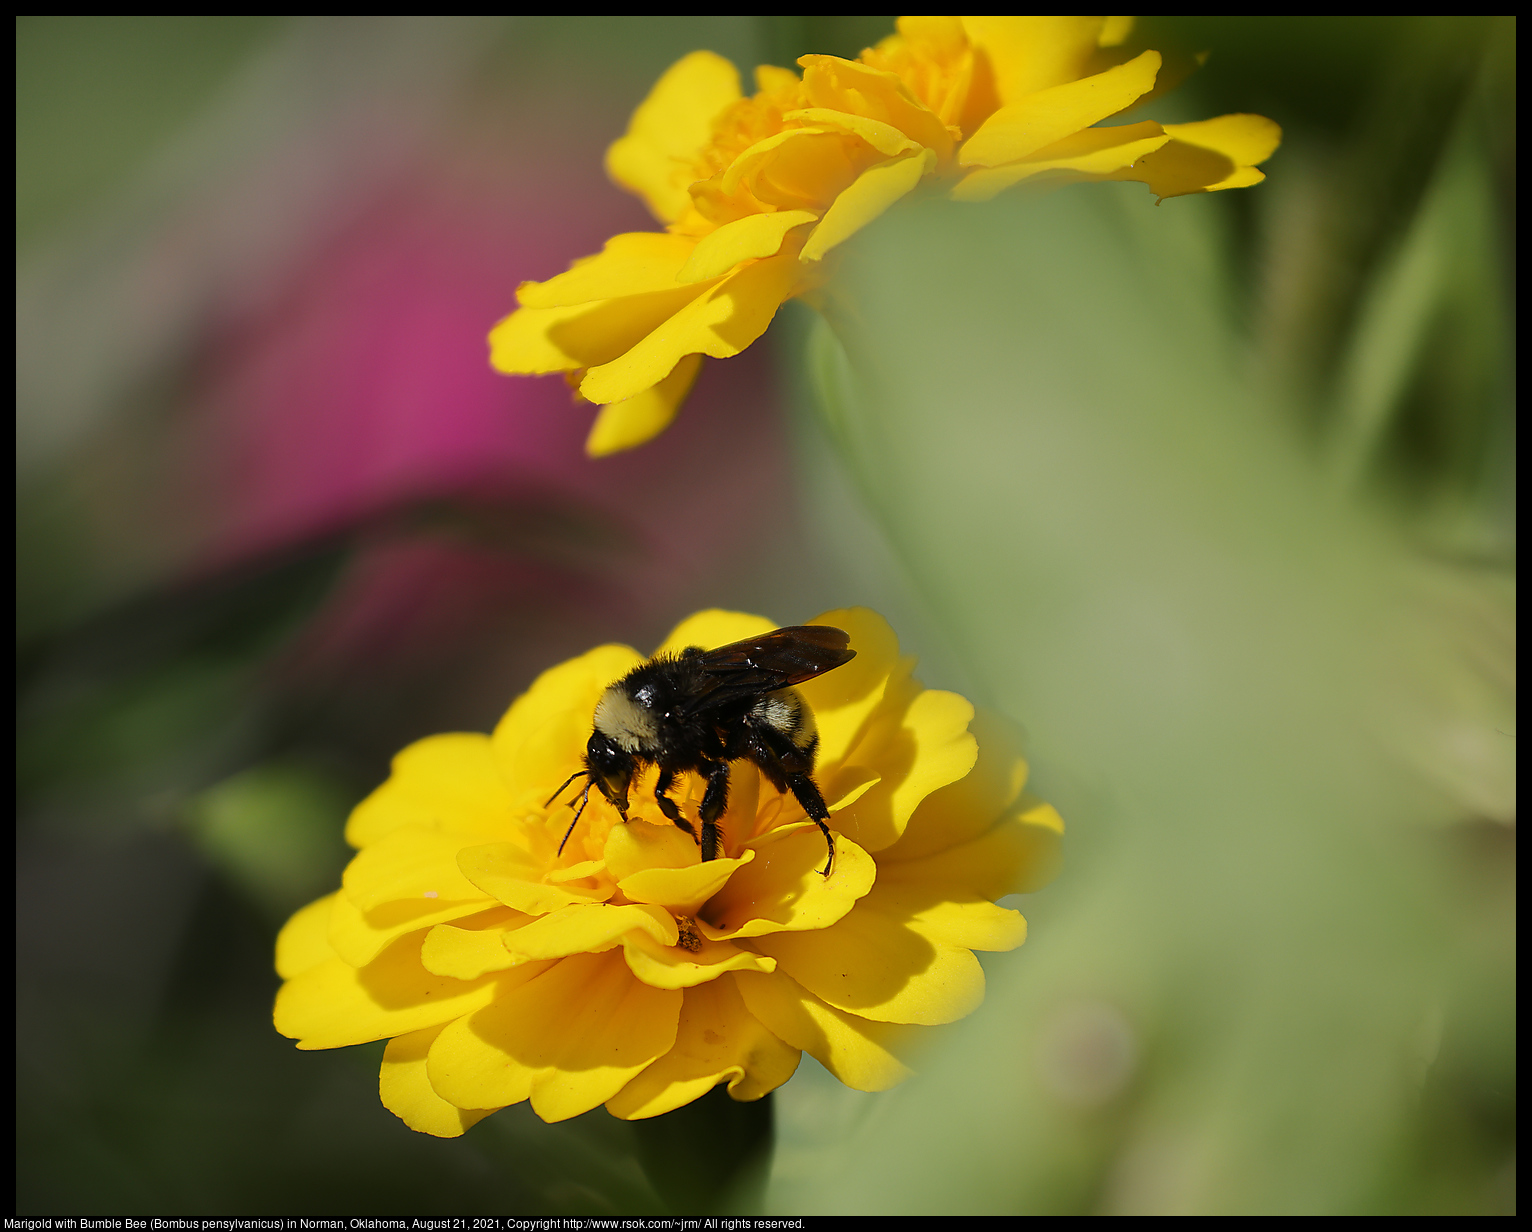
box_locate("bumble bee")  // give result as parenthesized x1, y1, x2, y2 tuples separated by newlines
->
(547, 625, 855, 876)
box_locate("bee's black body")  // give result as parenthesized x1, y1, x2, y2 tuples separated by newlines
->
(553, 625, 855, 875)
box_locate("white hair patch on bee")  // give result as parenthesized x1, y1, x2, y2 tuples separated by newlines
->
(593, 686, 657, 753)
(754, 689, 817, 748)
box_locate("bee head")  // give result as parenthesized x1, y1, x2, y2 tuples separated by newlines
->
(584, 731, 635, 817)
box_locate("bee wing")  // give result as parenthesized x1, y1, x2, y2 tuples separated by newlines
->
(677, 626, 855, 714)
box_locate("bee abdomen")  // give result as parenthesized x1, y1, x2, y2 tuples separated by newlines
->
(750, 688, 817, 751)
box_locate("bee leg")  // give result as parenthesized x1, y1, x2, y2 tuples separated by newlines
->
(653, 768, 697, 839)
(785, 773, 836, 877)
(697, 761, 731, 862)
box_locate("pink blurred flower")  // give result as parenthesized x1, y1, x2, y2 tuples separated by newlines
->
(21, 23, 802, 737)
(175, 139, 794, 712)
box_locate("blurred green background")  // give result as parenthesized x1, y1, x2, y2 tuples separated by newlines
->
(17, 16, 1513, 1215)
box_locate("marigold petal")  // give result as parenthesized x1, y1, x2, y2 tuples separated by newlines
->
(619, 849, 756, 917)
(885, 707, 1029, 860)
(380, 1026, 501, 1138)
(701, 826, 875, 939)
(345, 733, 515, 849)
(752, 902, 986, 1026)
(870, 17, 976, 129)
(782, 108, 921, 160)
(501, 902, 678, 959)
(585, 352, 702, 457)
(857, 867, 1029, 953)
(1123, 146, 1234, 199)
(893, 825, 1018, 906)
(1164, 113, 1282, 168)
(687, 175, 776, 229)
(801, 149, 935, 263)
(420, 908, 536, 980)
(960, 49, 1161, 168)
(754, 62, 801, 97)
(545, 858, 606, 884)
(1104, 141, 1218, 199)
(716, 130, 803, 199)
(516, 232, 699, 308)
(606, 976, 800, 1119)
(950, 123, 1170, 202)
(1100, 16, 1135, 47)
(960, 17, 1112, 100)
(894, 14, 968, 56)
(907, 897, 1026, 953)
(796, 607, 905, 768)
(833, 687, 978, 854)
(428, 1015, 533, 1112)
(1008, 795, 1066, 895)
(721, 129, 863, 213)
(275, 892, 338, 978)
(487, 304, 586, 375)
(274, 932, 529, 1050)
(1208, 166, 1267, 191)
(578, 253, 799, 405)
(798, 55, 951, 160)
(733, 969, 913, 1091)
(677, 210, 819, 284)
(488, 280, 717, 378)
(606, 51, 744, 225)
(601, 815, 696, 878)
(427, 951, 682, 1122)
(342, 824, 491, 914)
(881, 801, 1064, 901)
(620, 930, 776, 990)
(1103, 114, 1280, 200)
(457, 842, 612, 914)
(822, 766, 882, 814)
(1011, 117, 1164, 172)
(328, 882, 499, 969)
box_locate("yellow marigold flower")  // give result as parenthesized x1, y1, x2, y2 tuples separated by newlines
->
(490, 16, 1280, 456)
(274, 608, 1062, 1135)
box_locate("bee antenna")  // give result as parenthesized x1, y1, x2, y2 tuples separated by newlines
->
(545, 769, 590, 808)
(557, 780, 594, 857)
